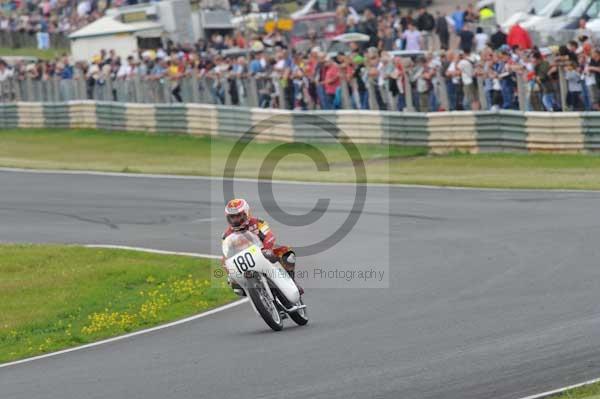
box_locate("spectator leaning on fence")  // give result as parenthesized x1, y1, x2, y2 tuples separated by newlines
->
(0, 59, 12, 82)
(457, 50, 478, 110)
(588, 50, 600, 110)
(532, 51, 557, 112)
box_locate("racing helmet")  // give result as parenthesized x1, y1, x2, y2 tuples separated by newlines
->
(225, 198, 250, 231)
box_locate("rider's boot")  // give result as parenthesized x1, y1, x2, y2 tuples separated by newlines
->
(282, 252, 304, 296)
(228, 277, 246, 296)
(232, 283, 246, 297)
(286, 269, 304, 296)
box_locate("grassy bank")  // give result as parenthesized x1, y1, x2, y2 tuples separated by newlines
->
(552, 381, 600, 399)
(0, 47, 67, 60)
(0, 244, 235, 363)
(2, 128, 600, 189)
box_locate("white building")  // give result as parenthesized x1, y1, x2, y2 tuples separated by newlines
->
(69, 0, 193, 61)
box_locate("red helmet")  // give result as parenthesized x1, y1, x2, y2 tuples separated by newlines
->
(225, 198, 250, 231)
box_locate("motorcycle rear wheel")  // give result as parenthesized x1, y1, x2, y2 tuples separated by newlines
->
(248, 278, 284, 331)
(289, 298, 309, 326)
(273, 288, 308, 326)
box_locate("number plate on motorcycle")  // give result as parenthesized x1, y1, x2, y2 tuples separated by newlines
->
(225, 245, 260, 275)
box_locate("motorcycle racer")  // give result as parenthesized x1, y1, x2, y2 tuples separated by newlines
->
(222, 198, 303, 296)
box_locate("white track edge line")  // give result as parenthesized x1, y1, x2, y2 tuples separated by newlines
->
(517, 377, 600, 399)
(84, 244, 221, 259)
(1, 166, 600, 193)
(0, 246, 247, 370)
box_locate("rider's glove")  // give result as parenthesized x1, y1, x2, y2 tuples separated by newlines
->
(261, 248, 277, 263)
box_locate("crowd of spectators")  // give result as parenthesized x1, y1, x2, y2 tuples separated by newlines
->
(1, 1, 599, 112)
(0, 0, 160, 40)
(0, 0, 264, 40)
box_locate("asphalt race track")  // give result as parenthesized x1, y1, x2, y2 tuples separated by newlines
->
(1, 169, 599, 399)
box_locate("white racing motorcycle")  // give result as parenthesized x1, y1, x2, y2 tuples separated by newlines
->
(222, 230, 308, 331)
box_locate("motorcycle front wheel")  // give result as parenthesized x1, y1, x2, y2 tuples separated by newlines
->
(248, 277, 284, 331)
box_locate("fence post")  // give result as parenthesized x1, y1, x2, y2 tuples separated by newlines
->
(340, 74, 352, 110)
(34, 79, 43, 102)
(350, 79, 360, 109)
(145, 79, 152, 103)
(155, 79, 162, 103)
(134, 75, 143, 103)
(44, 80, 50, 102)
(558, 65, 568, 111)
(145, 79, 154, 103)
(41, 79, 47, 102)
(246, 76, 258, 107)
(25, 78, 33, 101)
(52, 77, 60, 102)
(78, 77, 86, 100)
(476, 75, 487, 110)
(12, 78, 23, 101)
(223, 77, 232, 105)
(234, 78, 244, 107)
(91, 80, 98, 101)
(47, 79, 53, 102)
(106, 77, 114, 102)
(1, 80, 6, 102)
(403, 71, 415, 112)
(276, 78, 286, 109)
(97, 80, 104, 101)
(0, 80, 6, 102)
(366, 80, 378, 110)
(162, 79, 171, 103)
(384, 84, 394, 111)
(125, 79, 133, 102)
(191, 74, 200, 103)
(437, 69, 450, 111)
(41, 80, 48, 102)
(516, 72, 527, 111)
(200, 77, 212, 103)
(113, 79, 121, 102)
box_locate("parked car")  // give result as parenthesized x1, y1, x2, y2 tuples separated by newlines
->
(583, 9, 600, 31)
(290, 12, 344, 48)
(529, 0, 600, 31)
(502, 0, 579, 29)
(478, 0, 546, 27)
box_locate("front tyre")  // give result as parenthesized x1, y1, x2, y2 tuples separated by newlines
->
(248, 278, 283, 331)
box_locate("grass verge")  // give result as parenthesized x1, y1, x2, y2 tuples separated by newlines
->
(0, 244, 235, 364)
(551, 381, 600, 399)
(0, 47, 67, 60)
(2, 128, 600, 189)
